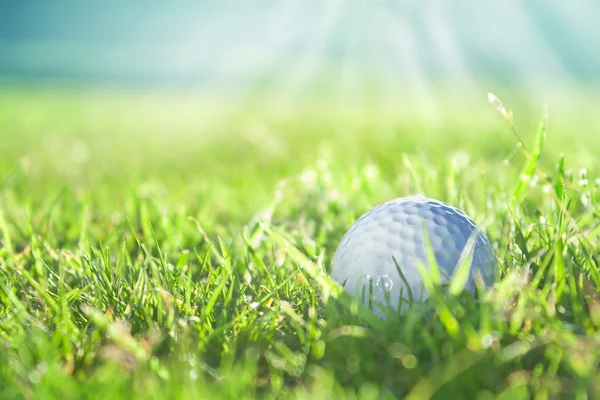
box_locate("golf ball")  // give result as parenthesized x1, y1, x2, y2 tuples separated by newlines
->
(331, 195, 496, 315)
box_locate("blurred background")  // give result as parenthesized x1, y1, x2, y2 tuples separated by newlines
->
(2, 2, 599, 94)
(1, 1, 600, 219)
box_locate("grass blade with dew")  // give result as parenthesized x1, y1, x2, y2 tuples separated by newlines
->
(259, 221, 385, 329)
(0, 207, 13, 254)
(512, 107, 547, 208)
(416, 225, 463, 337)
(405, 347, 487, 400)
(448, 229, 478, 296)
(392, 256, 415, 307)
(81, 304, 149, 362)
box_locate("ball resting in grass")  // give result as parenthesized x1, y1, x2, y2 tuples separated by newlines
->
(331, 196, 497, 318)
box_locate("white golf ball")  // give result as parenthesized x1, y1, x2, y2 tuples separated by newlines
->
(331, 195, 496, 315)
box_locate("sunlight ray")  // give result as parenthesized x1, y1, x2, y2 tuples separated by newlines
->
(265, 1, 343, 114)
(378, 8, 440, 128)
(422, 0, 478, 97)
(336, 3, 370, 118)
(368, 4, 412, 129)
(507, 0, 573, 87)
(190, 2, 312, 125)
(454, 0, 573, 93)
(555, 0, 600, 63)
(211, 3, 308, 89)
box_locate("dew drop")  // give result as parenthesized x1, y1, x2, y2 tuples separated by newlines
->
(189, 369, 199, 380)
(376, 275, 393, 292)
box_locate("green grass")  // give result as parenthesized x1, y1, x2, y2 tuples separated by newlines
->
(1, 88, 600, 399)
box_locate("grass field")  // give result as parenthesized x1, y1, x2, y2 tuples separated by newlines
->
(2, 87, 600, 399)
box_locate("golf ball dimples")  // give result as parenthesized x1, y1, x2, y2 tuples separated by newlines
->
(331, 196, 496, 315)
